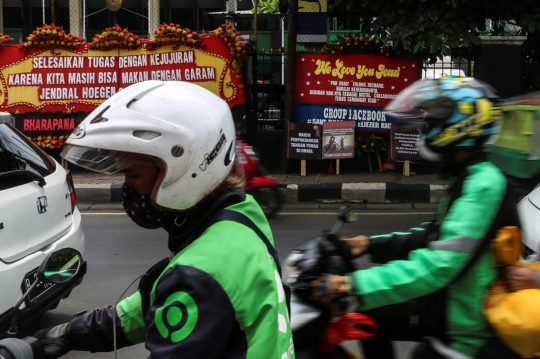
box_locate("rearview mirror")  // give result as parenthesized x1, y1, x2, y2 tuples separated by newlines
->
(8, 248, 82, 337)
(37, 248, 81, 284)
(339, 205, 357, 223)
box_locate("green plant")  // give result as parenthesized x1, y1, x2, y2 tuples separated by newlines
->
(253, 0, 280, 14)
(327, 0, 540, 62)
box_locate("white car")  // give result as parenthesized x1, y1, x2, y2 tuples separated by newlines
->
(518, 184, 540, 258)
(0, 114, 86, 337)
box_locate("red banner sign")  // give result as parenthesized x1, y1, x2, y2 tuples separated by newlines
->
(295, 53, 421, 108)
(0, 36, 244, 115)
(23, 117, 76, 131)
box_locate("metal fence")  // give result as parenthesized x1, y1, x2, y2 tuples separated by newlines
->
(244, 51, 286, 131)
(1, 0, 226, 42)
(84, 0, 150, 39)
(522, 33, 540, 94)
(422, 50, 473, 79)
(242, 0, 327, 133)
(3, 0, 71, 43)
(243, 14, 287, 132)
(296, 0, 327, 45)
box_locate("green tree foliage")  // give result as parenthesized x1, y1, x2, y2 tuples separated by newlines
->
(329, 0, 540, 61)
(253, 0, 281, 14)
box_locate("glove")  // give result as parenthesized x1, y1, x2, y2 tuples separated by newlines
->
(296, 273, 350, 305)
(317, 233, 356, 274)
(340, 235, 369, 258)
(34, 322, 71, 359)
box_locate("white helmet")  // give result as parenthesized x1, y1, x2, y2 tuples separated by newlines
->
(61, 80, 236, 211)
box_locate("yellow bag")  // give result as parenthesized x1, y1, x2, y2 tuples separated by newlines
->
(484, 226, 540, 358)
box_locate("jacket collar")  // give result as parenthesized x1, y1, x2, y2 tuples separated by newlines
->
(166, 189, 246, 253)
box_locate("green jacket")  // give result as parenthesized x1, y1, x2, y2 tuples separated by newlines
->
(67, 191, 294, 359)
(350, 159, 519, 356)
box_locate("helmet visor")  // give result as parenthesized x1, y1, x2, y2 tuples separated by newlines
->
(60, 145, 160, 174)
(384, 79, 442, 120)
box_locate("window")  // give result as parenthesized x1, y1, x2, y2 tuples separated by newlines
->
(0, 124, 56, 190)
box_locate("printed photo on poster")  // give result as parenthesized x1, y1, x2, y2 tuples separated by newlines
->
(322, 121, 355, 159)
(287, 123, 322, 160)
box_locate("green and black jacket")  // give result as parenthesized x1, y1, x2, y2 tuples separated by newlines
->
(350, 155, 519, 356)
(65, 190, 295, 359)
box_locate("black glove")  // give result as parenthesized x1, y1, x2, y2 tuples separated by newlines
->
(320, 232, 356, 273)
(295, 272, 349, 306)
(34, 323, 71, 359)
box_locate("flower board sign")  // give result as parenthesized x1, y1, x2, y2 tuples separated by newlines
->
(0, 26, 245, 116)
(294, 53, 421, 132)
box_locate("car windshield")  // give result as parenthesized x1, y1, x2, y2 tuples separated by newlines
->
(0, 123, 56, 190)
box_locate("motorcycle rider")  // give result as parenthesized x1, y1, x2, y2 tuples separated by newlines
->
(302, 76, 521, 358)
(34, 80, 294, 359)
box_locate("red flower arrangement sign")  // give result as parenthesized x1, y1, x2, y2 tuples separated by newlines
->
(209, 24, 247, 87)
(211, 24, 246, 63)
(145, 23, 201, 51)
(91, 25, 143, 51)
(0, 34, 14, 45)
(22, 24, 85, 52)
(28, 134, 69, 149)
(0, 22, 245, 128)
(323, 33, 389, 56)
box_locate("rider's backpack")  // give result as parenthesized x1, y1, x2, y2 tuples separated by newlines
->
(484, 226, 540, 358)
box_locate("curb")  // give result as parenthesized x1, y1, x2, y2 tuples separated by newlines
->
(283, 183, 446, 204)
(75, 183, 446, 204)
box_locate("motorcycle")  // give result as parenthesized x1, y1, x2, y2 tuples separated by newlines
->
(286, 200, 537, 359)
(284, 206, 377, 359)
(235, 135, 282, 218)
(6, 204, 528, 359)
(0, 209, 371, 359)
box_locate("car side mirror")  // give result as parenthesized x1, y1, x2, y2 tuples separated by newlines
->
(37, 248, 82, 284)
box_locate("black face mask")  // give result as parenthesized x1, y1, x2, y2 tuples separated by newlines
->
(121, 184, 170, 229)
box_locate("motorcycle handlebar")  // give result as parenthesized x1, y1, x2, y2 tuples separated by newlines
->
(0, 337, 45, 359)
(321, 231, 357, 274)
(324, 205, 358, 273)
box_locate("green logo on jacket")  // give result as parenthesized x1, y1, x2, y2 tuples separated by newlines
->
(155, 291, 198, 343)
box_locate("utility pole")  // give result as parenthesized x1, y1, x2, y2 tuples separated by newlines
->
(282, 0, 298, 174)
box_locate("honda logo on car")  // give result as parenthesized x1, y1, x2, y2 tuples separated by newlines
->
(37, 196, 48, 214)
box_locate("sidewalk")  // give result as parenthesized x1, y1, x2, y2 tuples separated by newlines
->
(72, 170, 447, 205)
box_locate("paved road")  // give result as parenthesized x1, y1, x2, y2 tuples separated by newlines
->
(22, 204, 435, 359)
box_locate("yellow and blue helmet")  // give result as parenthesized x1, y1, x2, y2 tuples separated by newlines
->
(385, 76, 499, 160)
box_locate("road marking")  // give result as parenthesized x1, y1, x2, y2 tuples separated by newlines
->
(81, 212, 435, 216)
